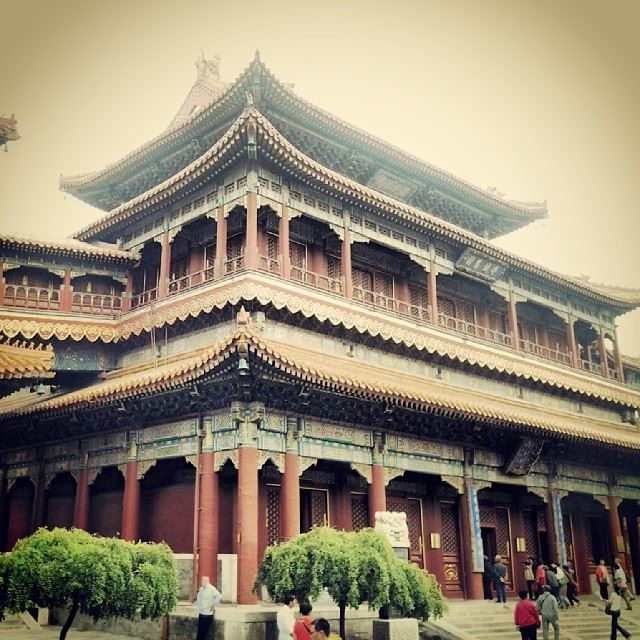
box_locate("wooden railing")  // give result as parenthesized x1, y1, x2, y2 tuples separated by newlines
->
(259, 256, 281, 274)
(4, 285, 61, 310)
(71, 292, 122, 316)
(352, 286, 431, 322)
(291, 266, 343, 294)
(519, 338, 572, 365)
(130, 287, 158, 309)
(438, 312, 512, 347)
(580, 359, 603, 376)
(168, 268, 215, 296)
(225, 256, 244, 275)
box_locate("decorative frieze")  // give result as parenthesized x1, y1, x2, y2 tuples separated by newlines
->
(441, 475, 464, 494)
(259, 451, 284, 472)
(526, 486, 548, 503)
(6, 465, 38, 489)
(304, 420, 372, 447)
(392, 435, 463, 461)
(561, 464, 608, 483)
(3, 449, 35, 465)
(43, 442, 79, 459)
(216, 450, 239, 470)
(83, 432, 126, 451)
(384, 467, 405, 486)
(137, 459, 157, 479)
(298, 457, 318, 476)
(261, 412, 286, 433)
(140, 418, 197, 443)
(87, 449, 126, 472)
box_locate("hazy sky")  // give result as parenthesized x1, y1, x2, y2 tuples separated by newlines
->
(1, 0, 639, 355)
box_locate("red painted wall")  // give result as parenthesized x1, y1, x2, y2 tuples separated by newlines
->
(140, 483, 194, 553)
(89, 467, 124, 538)
(6, 478, 34, 551)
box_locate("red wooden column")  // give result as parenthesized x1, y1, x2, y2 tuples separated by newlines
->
(235, 403, 261, 604)
(158, 232, 172, 299)
(73, 465, 90, 530)
(60, 269, 72, 311)
(508, 291, 519, 351)
(545, 489, 559, 564)
(368, 433, 386, 527)
(121, 439, 140, 541)
(214, 205, 228, 279)
(342, 227, 353, 299)
(566, 314, 578, 368)
(189, 244, 205, 286)
(279, 200, 291, 280)
(245, 192, 259, 269)
(459, 479, 483, 599)
(599, 327, 610, 379)
(428, 263, 438, 325)
(282, 418, 300, 540)
(0, 467, 7, 551)
(423, 495, 445, 588)
(613, 328, 625, 383)
(122, 269, 133, 313)
(198, 429, 219, 585)
(608, 495, 627, 567)
(31, 464, 46, 532)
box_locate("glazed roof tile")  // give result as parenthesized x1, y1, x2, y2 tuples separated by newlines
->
(0, 233, 138, 263)
(73, 108, 640, 310)
(0, 341, 54, 379)
(1, 327, 638, 451)
(61, 56, 546, 225)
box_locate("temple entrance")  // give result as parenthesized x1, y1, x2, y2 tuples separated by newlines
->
(6, 477, 34, 551)
(89, 466, 123, 537)
(481, 527, 497, 564)
(387, 495, 425, 568)
(140, 457, 195, 553)
(45, 472, 76, 529)
(300, 488, 328, 531)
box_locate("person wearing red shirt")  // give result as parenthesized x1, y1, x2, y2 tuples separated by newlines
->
(293, 602, 313, 640)
(514, 589, 540, 640)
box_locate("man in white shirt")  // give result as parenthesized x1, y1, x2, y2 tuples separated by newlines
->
(276, 594, 296, 640)
(195, 575, 221, 640)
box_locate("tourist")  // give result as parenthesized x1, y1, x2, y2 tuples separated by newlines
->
(545, 565, 561, 608)
(523, 558, 535, 600)
(195, 575, 221, 640)
(536, 585, 560, 640)
(613, 560, 633, 611)
(514, 589, 540, 640)
(310, 617, 340, 639)
(596, 559, 611, 601)
(535, 561, 547, 599)
(483, 555, 494, 600)
(554, 564, 571, 609)
(277, 594, 297, 640)
(563, 564, 580, 607)
(606, 587, 632, 639)
(493, 554, 507, 605)
(293, 602, 313, 640)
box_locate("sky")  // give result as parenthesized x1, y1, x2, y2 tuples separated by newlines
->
(1, 0, 639, 355)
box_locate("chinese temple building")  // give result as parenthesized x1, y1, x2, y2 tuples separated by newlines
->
(1, 53, 639, 605)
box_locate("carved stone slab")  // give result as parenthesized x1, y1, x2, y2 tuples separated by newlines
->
(375, 511, 410, 549)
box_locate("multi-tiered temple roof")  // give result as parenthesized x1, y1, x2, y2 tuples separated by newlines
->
(61, 53, 547, 239)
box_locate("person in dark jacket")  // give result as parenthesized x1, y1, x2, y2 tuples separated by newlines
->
(494, 555, 507, 605)
(483, 555, 494, 600)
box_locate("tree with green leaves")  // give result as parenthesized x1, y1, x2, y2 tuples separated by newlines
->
(254, 526, 444, 640)
(0, 528, 178, 640)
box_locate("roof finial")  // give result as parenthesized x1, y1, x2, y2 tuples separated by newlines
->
(254, 49, 261, 62)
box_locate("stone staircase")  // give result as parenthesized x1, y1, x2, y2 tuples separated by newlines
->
(427, 596, 640, 640)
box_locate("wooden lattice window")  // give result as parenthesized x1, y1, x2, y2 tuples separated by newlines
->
(537, 509, 547, 532)
(311, 491, 328, 527)
(548, 330, 568, 353)
(439, 297, 455, 318)
(289, 241, 306, 268)
(519, 321, 537, 344)
(170, 256, 188, 281)
(496, 508, 510, 557)
(456, 299, 475, 324)
(522, 510, 537, 557)
(489, 309, 508, 334)
(267, 233, 278, 260)
(204, 243, 216, 268)
(479, 505, 496, 527)
(327, 255, 342, 280)
(227, 234, 243, 259)
(351, 493, 368, 531)
(409, 284, 428, 309)
(266, 486, 280, 547)
(440, 502, 460, 554)
(353, 266, 373, 291)
(374, 272, 393, 298)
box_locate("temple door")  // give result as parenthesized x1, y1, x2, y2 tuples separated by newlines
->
(496, 507, 513, 591)
(440, 500, 464, 596)
(563, 512, 577, 580)
(300, 488, 328, 532)
(266, 485, 280, 547)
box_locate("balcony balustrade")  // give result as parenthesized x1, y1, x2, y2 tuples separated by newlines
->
(518, 338, 572, 365)
(291, 266, 343, 295)
(439, 312, 512, 347)
(71, 292, 122, 316)
(4, 285, 61, 310)
(0, 255, 623, 385)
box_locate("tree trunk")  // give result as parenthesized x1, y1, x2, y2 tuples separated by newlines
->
(59, 601, 79, 640)
(339, 600, 346, 640)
